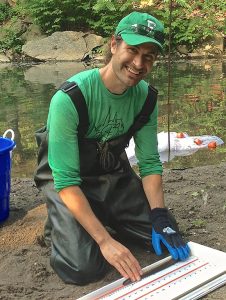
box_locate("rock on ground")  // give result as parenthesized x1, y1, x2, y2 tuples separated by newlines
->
(22, 31, 104, 62)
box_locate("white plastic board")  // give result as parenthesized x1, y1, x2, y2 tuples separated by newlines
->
(78, 242, 226, 300)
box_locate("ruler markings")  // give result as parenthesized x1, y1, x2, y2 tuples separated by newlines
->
(78, 242, 226, 300)
(134, 262, 209, 300)
(99, 257, 200, 300)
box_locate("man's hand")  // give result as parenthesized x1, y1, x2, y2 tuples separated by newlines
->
(99, 237, 143, 282)
(59, 186, 143, 282)
(150, 208, 190, 260)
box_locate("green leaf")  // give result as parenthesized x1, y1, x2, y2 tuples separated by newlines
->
(191, 191, 199, 197)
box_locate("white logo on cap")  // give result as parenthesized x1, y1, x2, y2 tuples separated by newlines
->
(147, 20, 156, 30)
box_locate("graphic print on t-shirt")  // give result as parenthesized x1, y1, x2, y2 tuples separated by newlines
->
(94, 107, 124, 141)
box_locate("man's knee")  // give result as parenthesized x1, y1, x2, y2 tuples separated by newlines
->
(50, 249, 108, 285)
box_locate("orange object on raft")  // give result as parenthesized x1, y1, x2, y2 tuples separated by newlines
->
(208, 141, 217, 149)
(194, 138, 203, 145)
(176, 132, 185, 138)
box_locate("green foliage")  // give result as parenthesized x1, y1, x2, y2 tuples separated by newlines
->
(1, 0, 225, 53)
(191, 219, 206, 228)
(89, 0, 138, 36)
(0, 1, 28, 54)
(149, 0, 225, 52)
(91, 0, 225, 49)
(0, 2, 13, 23)
(0, 27, 24, 53)
(93, 0, 116, 11)
(12, 0, 30, 19)
(24, 0, 92, 34)
(23, 0, 139, 36)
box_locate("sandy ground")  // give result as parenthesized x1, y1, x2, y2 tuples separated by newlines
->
(1, 162, 226, 300)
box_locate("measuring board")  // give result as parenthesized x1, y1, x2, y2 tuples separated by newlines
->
(78, 242, 226, 300)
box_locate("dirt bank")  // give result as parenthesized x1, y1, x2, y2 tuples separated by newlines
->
(0, 162, 226, 299)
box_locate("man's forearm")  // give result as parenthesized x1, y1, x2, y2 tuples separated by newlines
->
(59, 185, 111, 246)
(59, 185, 143, 281)
(142, 174, 165, 209)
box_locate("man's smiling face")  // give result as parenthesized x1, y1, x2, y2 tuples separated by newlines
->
(110, 37, 158, 92)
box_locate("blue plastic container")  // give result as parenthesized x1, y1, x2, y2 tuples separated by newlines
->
(0, 136, 15, 222)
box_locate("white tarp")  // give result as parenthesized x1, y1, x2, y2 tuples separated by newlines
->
(126, 131, 224, 164)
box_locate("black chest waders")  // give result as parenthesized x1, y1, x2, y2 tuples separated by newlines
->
(34, 82, 158, 285)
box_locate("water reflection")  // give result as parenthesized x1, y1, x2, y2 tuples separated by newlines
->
(0, 60, 225, 178)
(24, 62, 86, 87)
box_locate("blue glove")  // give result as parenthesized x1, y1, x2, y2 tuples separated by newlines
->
(150, 208, 190, 261)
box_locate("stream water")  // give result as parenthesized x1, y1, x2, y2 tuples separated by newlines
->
(0, 59, 225, 178)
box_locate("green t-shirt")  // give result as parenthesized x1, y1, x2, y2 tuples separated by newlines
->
(47, 68, 162, 191)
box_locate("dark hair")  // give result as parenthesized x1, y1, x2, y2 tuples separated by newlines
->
(103, 35, 123, 65)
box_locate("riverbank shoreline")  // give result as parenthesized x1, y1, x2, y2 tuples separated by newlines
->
(1, 53, 226, 66)
(1, 162, 226, 299)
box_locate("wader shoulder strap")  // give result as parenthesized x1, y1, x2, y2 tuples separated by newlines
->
(34, 83, 158, 181)
(109, 85, 158, 151)
(127, 85, 158, 139)
(99, 85, 158, 170)
(59, 81, 89, 138)
(34, 82, 89, 188)
(34, 81, 88, 187)
(59, 82, 157, 141)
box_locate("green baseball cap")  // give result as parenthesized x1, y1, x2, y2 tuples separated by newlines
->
(115, 11, 165, 51)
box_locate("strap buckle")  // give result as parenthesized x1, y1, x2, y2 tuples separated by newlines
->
(60, 81, 78, 93)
